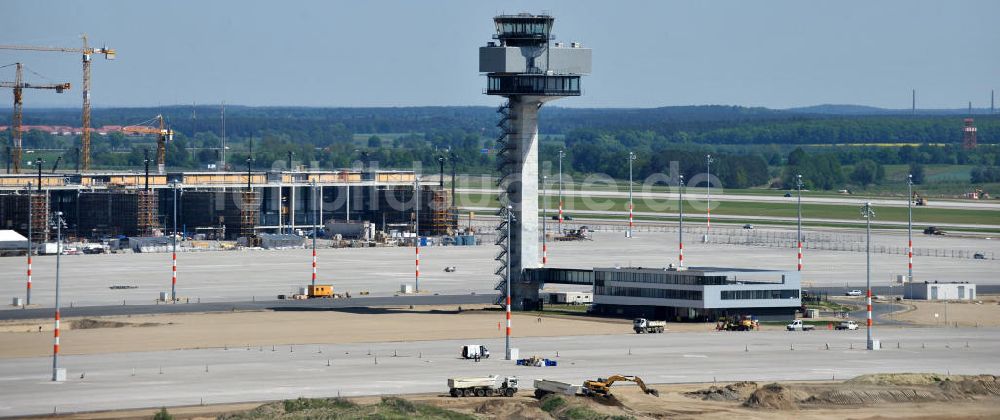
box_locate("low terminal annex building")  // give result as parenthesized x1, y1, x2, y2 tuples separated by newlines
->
(526, 266, 801, 321)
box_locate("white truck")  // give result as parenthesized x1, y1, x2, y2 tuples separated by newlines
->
(786, 319, 816, 331)
(633, 318, 666, 334)
(460, 344, 490, 359)
(533, 379, 582, 398)
(448, 375, 518, 397)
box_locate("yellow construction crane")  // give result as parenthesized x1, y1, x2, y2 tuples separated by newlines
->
(0, 63, 71, 173)
(0, 34, 115, 172)
(122, 115, 174, 174)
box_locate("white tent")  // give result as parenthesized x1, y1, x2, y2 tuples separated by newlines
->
(0, 230, 28, 251)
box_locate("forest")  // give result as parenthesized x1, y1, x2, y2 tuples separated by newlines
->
(2, 105, 998, 190)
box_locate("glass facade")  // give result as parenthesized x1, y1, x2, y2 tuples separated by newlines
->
(595, 270, 728, 286)
(596, 286, 703, 301)
(487, 75, 581, 96)
(721, 290, 800, 300)
(524, 268, 593, 285)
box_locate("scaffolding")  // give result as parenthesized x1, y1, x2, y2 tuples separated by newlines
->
(240, 190, 260, 245)
(136, 190, 158, 236)
(429, 188, 452, 235)
(29, 193, 48, 243)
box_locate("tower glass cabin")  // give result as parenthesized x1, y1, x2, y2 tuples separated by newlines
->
(480, 13, 590, 310)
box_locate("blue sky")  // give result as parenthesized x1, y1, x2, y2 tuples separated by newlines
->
(3, 0, 998, 109)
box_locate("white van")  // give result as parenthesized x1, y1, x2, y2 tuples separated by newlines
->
(461, 344, 490, 359)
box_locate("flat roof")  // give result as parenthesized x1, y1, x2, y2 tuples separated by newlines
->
(595, 266, 790, 274)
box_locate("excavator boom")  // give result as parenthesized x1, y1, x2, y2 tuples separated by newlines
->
(583, 375, 659, 398)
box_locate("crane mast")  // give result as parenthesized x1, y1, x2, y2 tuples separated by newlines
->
(122, 114, 173, 174)
(0, 35, 115, 172)
(0, 63, 71, 173)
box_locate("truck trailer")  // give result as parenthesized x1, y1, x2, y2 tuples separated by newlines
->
(447, 375, 518, 397)
(633, 318, 666, 333)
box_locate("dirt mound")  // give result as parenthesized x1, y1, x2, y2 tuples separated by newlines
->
(848, 373, 959, 386)
(744, 383, 804, 410)
(474, 399, 549, 419)
(804, 388, 945, 405)
(686, 381, 759, 401)
(71, 318, 161, 329)
(937, 375, 1000, 397)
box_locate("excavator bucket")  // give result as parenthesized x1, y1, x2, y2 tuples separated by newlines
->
(645, 388, 660, 397)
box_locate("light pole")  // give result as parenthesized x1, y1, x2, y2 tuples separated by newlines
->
(861, 202, 878, 350)
(907, 174, 913, 299)
(627, 152, 635, 238)
(414, 176, 420, 292)
(26, 182, 32, 306)
(705, 154, 713, 242)
(678, 174, 685, 268)
(51, 211, 64, 381)
(796, 174, 803, 271)
(558, 150, 564, 234)
(504, 204, 515, 360)
(542, 175, 548, 265)
(311, 180, 318, 288)
(171, 182, 178, 302)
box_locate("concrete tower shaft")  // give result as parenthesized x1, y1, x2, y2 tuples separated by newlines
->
(481, 13, 590, 310)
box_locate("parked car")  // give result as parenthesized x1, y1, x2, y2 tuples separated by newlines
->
(786, 319, 815, 331)
(836, 320, 859, 330)
(974, 253, 986, 260)
(743, 224, 754, 230)
(846, 289, 863, 297)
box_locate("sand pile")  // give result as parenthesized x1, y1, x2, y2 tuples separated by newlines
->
(686, 381, 759, 401)
(744, 383, 805, 410)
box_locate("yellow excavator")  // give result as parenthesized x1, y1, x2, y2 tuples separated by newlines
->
(583, 375, 660, 398)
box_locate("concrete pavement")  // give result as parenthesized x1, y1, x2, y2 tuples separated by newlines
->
(0, 327, 997, 417)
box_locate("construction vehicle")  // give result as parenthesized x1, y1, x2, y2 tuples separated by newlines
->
(633, 318, 666, 333)
(447, 375, 518, 397)
(716, 315, 756, 331)
(913, 191, 928, 206)
(533, 379, 581, 398)
(555, 226, 591, 241)
(923, 226, 946, 236)
(582, 375, 659, 398)
(122, 115, 174, 174)
(0, 63, 71, 173)
(0, 35, 116, 171)
(307, 284, 335, 298)
(460, 344, 490, 359)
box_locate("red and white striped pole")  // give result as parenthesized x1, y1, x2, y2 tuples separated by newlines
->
(797, 242, 803, 271)
(866, 288, 873, 329)
(908, 240, 913, 273)
(505, 294, 511, 358)
(26, 254, 32, 306)
(171, 250, 177, 300)
(312, 248, 317, 285)
(414, 177, 420, 292)
(629, 202, 633, 233)
(678, 174, 684, 267)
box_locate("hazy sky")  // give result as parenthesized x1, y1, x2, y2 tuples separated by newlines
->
(3, 0, 998, 109)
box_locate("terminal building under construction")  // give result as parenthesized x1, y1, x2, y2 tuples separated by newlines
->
(0, 170, 454, 242)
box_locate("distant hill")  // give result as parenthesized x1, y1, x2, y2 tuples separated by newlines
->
(788, 104, 994, 116)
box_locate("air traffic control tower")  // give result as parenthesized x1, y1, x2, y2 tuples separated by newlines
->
(480, 13, 591, 310)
